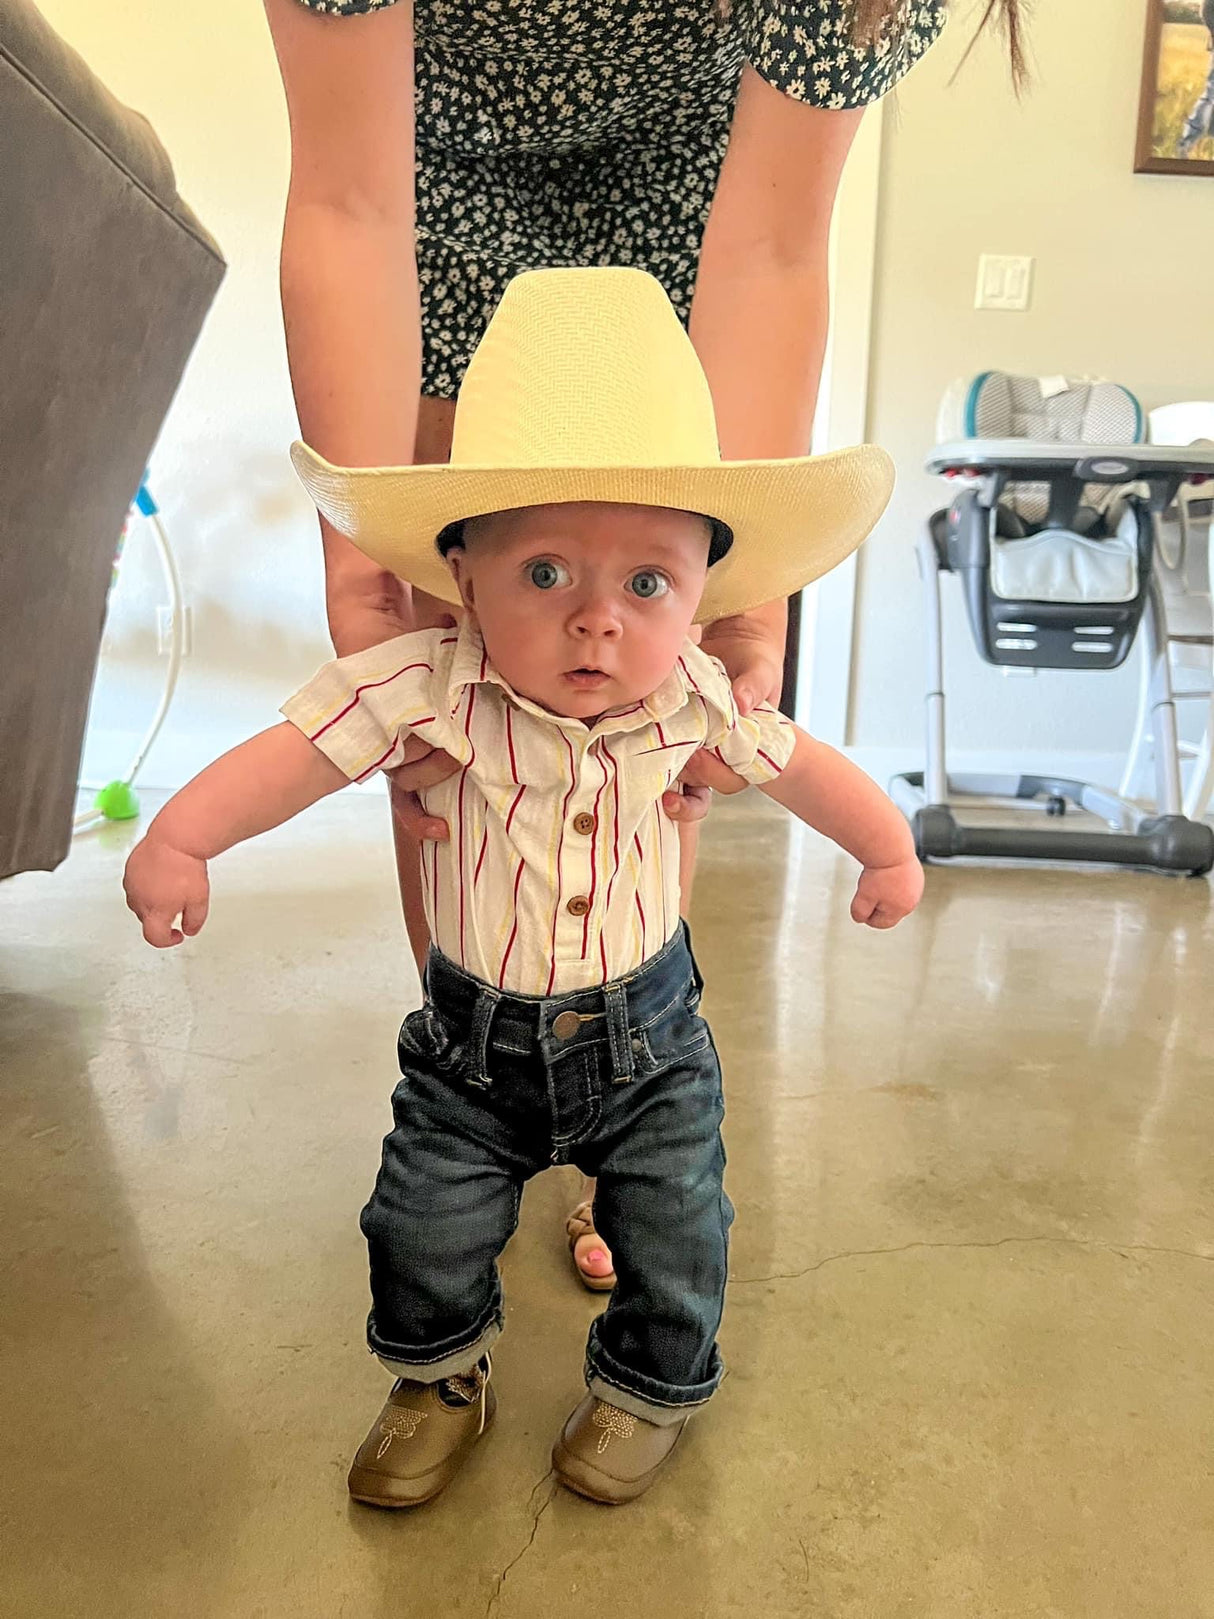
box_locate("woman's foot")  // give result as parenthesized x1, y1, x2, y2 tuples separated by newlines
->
(566, 1197, 616, 1292)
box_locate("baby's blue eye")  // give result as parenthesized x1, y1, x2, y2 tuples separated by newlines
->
(629, 570, 669, 600)
(528, 559, 569, 590)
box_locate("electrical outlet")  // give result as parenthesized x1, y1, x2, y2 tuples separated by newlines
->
(975, 254, 1034, 311)
(156, 604, 193, 656)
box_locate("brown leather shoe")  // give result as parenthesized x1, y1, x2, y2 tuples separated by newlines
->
(552, 1394, 688, 1504)
(347, 1357, 495, 1508)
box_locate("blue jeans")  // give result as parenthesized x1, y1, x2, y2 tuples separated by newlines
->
(359, 926, 733, 1426)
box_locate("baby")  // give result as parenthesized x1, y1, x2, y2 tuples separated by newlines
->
(123, 268, 922, 1508)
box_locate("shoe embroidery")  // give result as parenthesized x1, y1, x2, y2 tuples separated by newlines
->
(592, 1403, 636, 1455)
(376, 1407, 427, 1459)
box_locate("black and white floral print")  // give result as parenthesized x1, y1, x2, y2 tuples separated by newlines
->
(293, 0, 945, 397)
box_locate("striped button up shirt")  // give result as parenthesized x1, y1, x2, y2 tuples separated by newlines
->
(281, 620, 795, 995)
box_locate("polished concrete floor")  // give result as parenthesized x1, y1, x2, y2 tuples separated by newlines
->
(3, 791, 1213, 1617)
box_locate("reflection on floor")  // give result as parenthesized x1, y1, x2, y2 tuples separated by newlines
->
(2, 791, 1212, 1617)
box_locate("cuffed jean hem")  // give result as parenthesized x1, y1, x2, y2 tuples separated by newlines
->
(587, 1375, 710, 1428)
(374, 1319, 502, 1384)
(584, 1332, 723, 1428)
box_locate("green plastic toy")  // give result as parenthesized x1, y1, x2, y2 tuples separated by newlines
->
(94, 780, 141, 821)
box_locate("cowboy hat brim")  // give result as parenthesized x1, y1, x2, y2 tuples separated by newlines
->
(290, 441, 894, 625)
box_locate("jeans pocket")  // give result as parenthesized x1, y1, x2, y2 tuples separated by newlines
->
(397, 1003, 468, 1078)
(633, 984, 712, 1079)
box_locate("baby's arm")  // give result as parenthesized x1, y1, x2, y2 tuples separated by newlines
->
(760, 727, 923, 928)
(124, 723, 349, 947)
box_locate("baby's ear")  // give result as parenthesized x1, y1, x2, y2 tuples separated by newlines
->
(446, 546, 476, 612)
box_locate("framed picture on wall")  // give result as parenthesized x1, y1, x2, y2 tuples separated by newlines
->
(1135, 0, 1214, 173)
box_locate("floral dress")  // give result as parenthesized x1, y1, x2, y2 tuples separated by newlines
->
(293, 0, 946, 397)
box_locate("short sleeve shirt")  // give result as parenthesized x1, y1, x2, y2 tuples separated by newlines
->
(281, 619, 796, 994)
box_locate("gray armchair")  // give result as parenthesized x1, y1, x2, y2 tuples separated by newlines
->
(0, 0, 225, 878)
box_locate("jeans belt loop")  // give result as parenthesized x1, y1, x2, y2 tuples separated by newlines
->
(467, 984, 501, 1089)
(603, 981, 634, 1084)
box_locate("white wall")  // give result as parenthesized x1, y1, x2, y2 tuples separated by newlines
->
(852, 0, 1214, 784)
(38, 1, 336, 790)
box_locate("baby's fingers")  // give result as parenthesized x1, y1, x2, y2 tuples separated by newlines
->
(141, 908, 183, 948)
(180, 891, 210, 937)
(850, 887, 877, 925)
(863, 904, 901, 930)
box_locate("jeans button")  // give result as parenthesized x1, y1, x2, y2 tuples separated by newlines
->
(553, 1011, 581, 1040)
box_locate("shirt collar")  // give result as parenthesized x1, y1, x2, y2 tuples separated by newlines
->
(446, 619, 734, 736)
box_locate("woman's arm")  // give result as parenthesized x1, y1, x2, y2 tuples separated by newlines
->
(263, 0, 422, 657)
(123, 724, 349, 947)
(691, 68, 863, 712)
(760, 726, 924, 929)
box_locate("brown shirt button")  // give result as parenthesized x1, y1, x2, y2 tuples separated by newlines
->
(566, 895, 591, 917)
(573, 813, 596, 835)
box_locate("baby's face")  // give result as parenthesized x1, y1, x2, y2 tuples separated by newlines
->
(447, 501, 711, 721)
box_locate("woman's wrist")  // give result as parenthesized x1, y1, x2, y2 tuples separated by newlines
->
(327, 583, 414, 658)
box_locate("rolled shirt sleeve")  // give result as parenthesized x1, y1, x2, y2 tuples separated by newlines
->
(279, 629, 462, 783)
(709, 698, 797, 786)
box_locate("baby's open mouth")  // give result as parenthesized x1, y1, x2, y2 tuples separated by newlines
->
(564, 667, 610, 686)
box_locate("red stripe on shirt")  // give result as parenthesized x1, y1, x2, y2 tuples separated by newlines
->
(504, 704, 525, 835)
(310, 661, 434, 742)
(354, 716, 437, 781)
(582, 744, 609, 960)
(677, 653, 704, 696)
(505, 702, 519, 781)
(633, 830, 647, 959)
(653, 802, 668, 943)
(354, 741, 402, 783)
(474, 824, 489, 885)
(599, 739, 623, 982)
(546, 730, 578, 997)
(456, 685, 477, 964)
(757, 749, 781, 774)
(498, 856, 526, 990)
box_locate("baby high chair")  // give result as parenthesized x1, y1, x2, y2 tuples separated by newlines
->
(889, 373, 1214, 875)
(1120, 402, 1214, 825)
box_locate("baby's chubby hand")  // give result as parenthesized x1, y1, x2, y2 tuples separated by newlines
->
(850, 856, 923, 930)
(123, 834, 210, 948)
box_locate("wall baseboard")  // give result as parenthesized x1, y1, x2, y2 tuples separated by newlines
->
(845, 746, 1131, 793)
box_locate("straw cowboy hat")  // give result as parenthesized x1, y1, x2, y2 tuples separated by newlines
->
(290, 266, 894, 625)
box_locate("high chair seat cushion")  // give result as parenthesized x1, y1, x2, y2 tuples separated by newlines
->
(991, 530, 1139, 604)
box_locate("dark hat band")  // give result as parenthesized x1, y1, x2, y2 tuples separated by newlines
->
(436, 514, 734, 567)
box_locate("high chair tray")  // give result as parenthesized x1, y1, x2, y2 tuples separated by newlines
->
(928, 440, 1214, 481)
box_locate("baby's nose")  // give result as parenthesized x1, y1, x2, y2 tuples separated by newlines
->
(570, 592, 623, 638)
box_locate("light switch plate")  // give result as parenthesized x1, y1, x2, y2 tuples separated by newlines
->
(975, 254, 1034, 311)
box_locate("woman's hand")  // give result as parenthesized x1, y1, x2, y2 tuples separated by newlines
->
(662, 748, 750, 825)
(124, 836, 211, 948)
(699, 607, 786, 716)
(663, 599, 789, 823)
(388, 738, 458, 841)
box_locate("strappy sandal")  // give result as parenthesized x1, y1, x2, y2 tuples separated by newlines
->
(565, 1199, 616, 1293)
